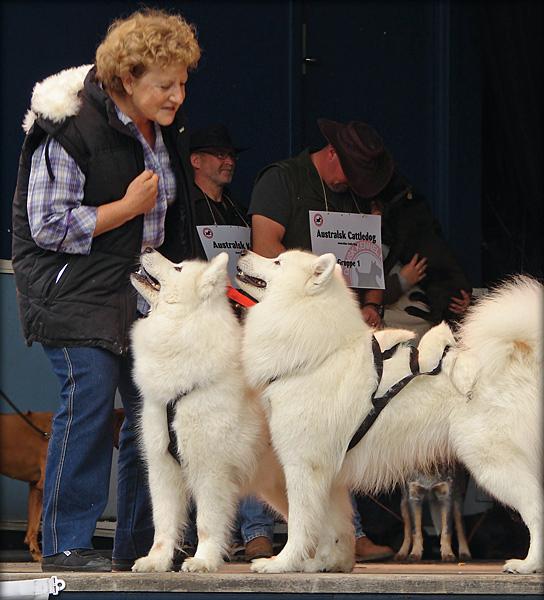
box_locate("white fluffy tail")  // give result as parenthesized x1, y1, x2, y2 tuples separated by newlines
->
(458, 275, 543, 380)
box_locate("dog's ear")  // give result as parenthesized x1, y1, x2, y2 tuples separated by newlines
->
(199, 252, 229, 299)
(306, 253, 337, 295)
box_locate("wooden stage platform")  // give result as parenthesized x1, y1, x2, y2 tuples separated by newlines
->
(1, 560, 543, 599)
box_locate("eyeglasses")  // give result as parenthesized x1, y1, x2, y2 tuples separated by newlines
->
(199, 149, 238, 161)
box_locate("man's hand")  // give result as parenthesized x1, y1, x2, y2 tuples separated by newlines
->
(361, 288, 384, 328)
(449, 289, 471, 315)
(361, 304, 382, 328)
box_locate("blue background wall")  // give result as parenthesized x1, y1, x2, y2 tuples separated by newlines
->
(1, 0, 483, 519)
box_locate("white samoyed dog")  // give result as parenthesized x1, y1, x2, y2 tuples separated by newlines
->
(130, 249, 286, 573)
(236, 249, 542, 575)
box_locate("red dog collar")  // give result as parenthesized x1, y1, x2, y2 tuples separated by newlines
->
(226, 285, 257, 308)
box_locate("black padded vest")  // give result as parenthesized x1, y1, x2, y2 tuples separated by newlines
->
(12, 68, 194, 355)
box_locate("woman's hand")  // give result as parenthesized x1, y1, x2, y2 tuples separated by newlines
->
(123, 170, 159, 218)
(400, 253, 427, 286)
(94, 170, 159, 237)
(449, 289, 471, 315)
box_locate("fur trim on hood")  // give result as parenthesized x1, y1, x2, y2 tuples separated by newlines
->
(23, 64, 93, 134)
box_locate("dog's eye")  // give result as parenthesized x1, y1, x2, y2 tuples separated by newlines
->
(274, 260, 281, 266)
(174, 266, 182, 272)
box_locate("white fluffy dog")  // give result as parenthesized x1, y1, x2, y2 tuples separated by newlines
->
(237, 249, 542, 575)
(130, 250, 286, 573)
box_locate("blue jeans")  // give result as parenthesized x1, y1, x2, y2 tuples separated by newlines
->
(41, 345, 153, 559)
(238, 496, 275, 543)
(184, 496, 275, 546)
(351, 493, 365, 539)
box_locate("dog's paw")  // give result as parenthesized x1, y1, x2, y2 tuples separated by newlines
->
(394, 552, 408, 562)
(441, 552, 457, 563)
(407, 552, 423, 563)
(181, 556, 222, 573)
(301, 558, 326, 573)
(458, 552, 472, 562)
(250, 556, 297, 574)
(503, 558, 542, 574)
(303, 555, 354, 573)
(132, 554, 173, 573)
(312, 546, 355, 573)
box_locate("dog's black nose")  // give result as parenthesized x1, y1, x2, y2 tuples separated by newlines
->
(240, 250, 248, 257)
(144, 247, 154, 254)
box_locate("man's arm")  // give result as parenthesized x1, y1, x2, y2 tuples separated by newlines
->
(248, 167, 291, 258)
(251, 214, 286, 258)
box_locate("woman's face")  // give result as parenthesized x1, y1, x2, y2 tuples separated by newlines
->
(122, 63, 188, 126)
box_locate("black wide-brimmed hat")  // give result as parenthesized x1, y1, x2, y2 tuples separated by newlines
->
(318, 118, 394, 198)
(189, 124, 247, 153)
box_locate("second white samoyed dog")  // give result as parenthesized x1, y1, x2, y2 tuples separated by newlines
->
(237, 249, 542, 575)
(130, 249, 286, 573)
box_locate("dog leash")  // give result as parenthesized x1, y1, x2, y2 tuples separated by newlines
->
(0, 389, 50, 439)
(347, 342, 450, 451)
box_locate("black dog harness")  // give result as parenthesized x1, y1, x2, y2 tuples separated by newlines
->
(166, 386, 197, 465)
(347, 338, 450, 451)
(165, 338, 449, 463)
(165, 281, 450, 462)
(165, 289, 257, 464)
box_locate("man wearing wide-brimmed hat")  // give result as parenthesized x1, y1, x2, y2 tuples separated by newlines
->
(249, 118, 471, 329)
(249, 118, 394, 328)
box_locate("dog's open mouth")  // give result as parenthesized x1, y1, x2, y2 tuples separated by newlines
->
(236, 267, 267, 289)
(132, 266, 161, 291)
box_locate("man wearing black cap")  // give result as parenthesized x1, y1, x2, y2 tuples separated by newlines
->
(188, 124, 277, 562)
(189, 124, 249, 257)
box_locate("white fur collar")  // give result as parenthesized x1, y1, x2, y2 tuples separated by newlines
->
(23, 64, 93, 133)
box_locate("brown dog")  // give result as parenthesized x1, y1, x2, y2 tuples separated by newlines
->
(0, 408, 125, 561)
(395, 465, 472, 562)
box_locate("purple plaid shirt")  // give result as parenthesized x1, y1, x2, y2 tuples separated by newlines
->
(27, 105, 177, 255)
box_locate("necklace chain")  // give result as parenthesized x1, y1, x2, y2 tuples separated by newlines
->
(201, 189, 249, 227)
(317, 174, 329, 211)
(317, 176, 362, 214)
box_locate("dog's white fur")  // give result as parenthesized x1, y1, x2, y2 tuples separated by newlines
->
(130, 251, 285, 573)
(237, 249, 542, 575)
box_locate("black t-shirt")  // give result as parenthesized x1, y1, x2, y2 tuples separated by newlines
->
(249, 149, 366, 250)
(192, 183, 249, 258)
(249, 149, 369, 304)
